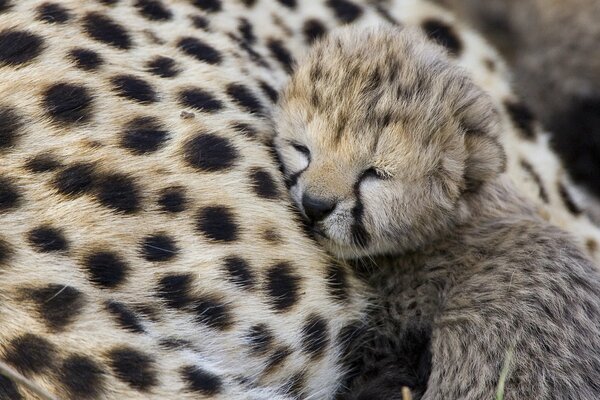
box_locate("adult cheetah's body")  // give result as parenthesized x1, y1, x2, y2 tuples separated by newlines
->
(0, 0, 598, 399)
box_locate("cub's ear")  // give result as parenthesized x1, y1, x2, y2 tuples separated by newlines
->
(455, 87, 507, 190)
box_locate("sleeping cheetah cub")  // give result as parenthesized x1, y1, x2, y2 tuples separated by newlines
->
(274, 26, 600, 399)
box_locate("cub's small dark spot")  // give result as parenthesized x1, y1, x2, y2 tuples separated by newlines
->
(108, 347, 158, 391)
(587, 239, 598, 254)
(240, 0, 256, 7)
(558, 182, 582, 215)
(36, 3, 71, 23)
(158, 337, 193, 350)
(277, 0, 296, 8)
(0, 237, 12, 266)
(303, 19, 327, 44)
(422, 19, 463, 56)
(180, 365, 222, 395)
(0, 0, 11, 13)
(265, 262, 301, 311)
(520, 160, 548, 203)
(177, 37, 221, 64)
(196, 206, 239, 242)
(264, 345, 291, 374)
(223, 256, 254, 289)
(141, 233, 178, 262)
(158, 187, 186, 213)
(326, 263, 349, 302)
(95, 173, 140, 213)
(0, 374, 22, 400)
(178, 88, 223, 112)
(111, 75, 157, 104)
(135, 0, 172, 21)
(29, 284, 85, 331)
(156, 274, 194, 309)
(226, 83, 265, 115)
(504, 100, 536, 140)
(231, 122, 257, 138)
(25, 154, 61, 173)
(27, 225, 68, 252)
(43, 83, 93, 124)
(146, 56, 179, 78)
(238, 18, 255, 44)
(326, 0, 363, 24)
(83, 250, 129, 288)
(193, 296, 232, 329)
(0, 30, 44, 66)
(267, 39, 294, 73)
(192, 0, 222, 12)
(98, 0, 119, 4)
(249, 168, 280, 199)
(60, 355, 105, 399)
(0, 106, 23, 150)
(184, 133, 238, 172)
(258, 80, 278, 103)
(285, 371, 306, 398)
(121, 116, 169, 154)
(0, 177, 20, 211)
(69, 48, 103, 71)
(54, 163, 95, 196)
(246, 324, 274, 354)
(82, 12, 132, 50)
(301, 314, 329, 358)
(5, 334, 57, 375)
(105, 301, 145, 333)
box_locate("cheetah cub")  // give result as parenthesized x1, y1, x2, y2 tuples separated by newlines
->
(274, 26, 600, 399)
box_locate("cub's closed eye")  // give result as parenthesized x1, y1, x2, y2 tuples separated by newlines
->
(362, 167, 389, 180)
(292, 143, 310, 157)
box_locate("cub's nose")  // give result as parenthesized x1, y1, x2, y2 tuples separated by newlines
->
(302, 194, 336, 223)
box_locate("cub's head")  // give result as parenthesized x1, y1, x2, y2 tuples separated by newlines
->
(274, 26, 506, 259)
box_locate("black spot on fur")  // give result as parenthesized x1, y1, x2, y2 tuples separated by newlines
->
(43, 83, 93, 124)
(303, 19, 327, 44)
(141, 233, 178, 262)
(108, 347, 158, 391)
(36, 3, 71, 23)
(277, 0, 296, 8)
(504, 100, 536, 140)
(29, 284, 85, 331)
(550, 96, 600, 197)
(193, 296, 232, 329)
(192, 0, 221, 12)
(54, 163, 95, 196)
(83, 251, 129, 288)
(265, 262, 300, 311)
(146, 56, 179, 78)
(0, 106, 22, 150)
(231, 122, 258, 138)
(0, 375, 22, 400)
(264, 345, 291, 373)
(0, 237, 11, 266)
(190, 15, 209, 29)
(158, 186, 186, 213)
(238, 18, 255, 44)
(422, 19, 463, 56)
(121, 116, 169, 154)
(95, 173, 140, 213)
(301, 314, 329, 358)
(25, 153, 61, 173)
(267, 39, 294, 73)
(0, 177, 20, 211)
(68, 48, 103, 71)
(135, 0, 172, 21)
(326, 263, 349, 302)
(246, 324, 274, 354)
(226, 83, 265, 115)
(111, 75, 157, 104)
(98, 0, 118, 4)
(326, 0, 363, 24)
(27, 225, 68, 252)
(82, 12, 132, 50)
(5, 334, 57, 375)
(60, 355, 105, 399)
(105, 301, 145, 333)
(179, 88, 223, 112)
(558, 182, 582, 215)
(258, 80, 278, 103)
(157, 274, 194, 309)
(520, 160, 549, 203)
(196, 206, 239, 242)
(249, 168, 280, 199)
(177, 37, 221, 64)
(0, 30, 44, 66)
(223, 256, 254, 289)
(0, 0, 12, 13)
(184, 133, 238, 172)
(180, 365, 222, 395)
